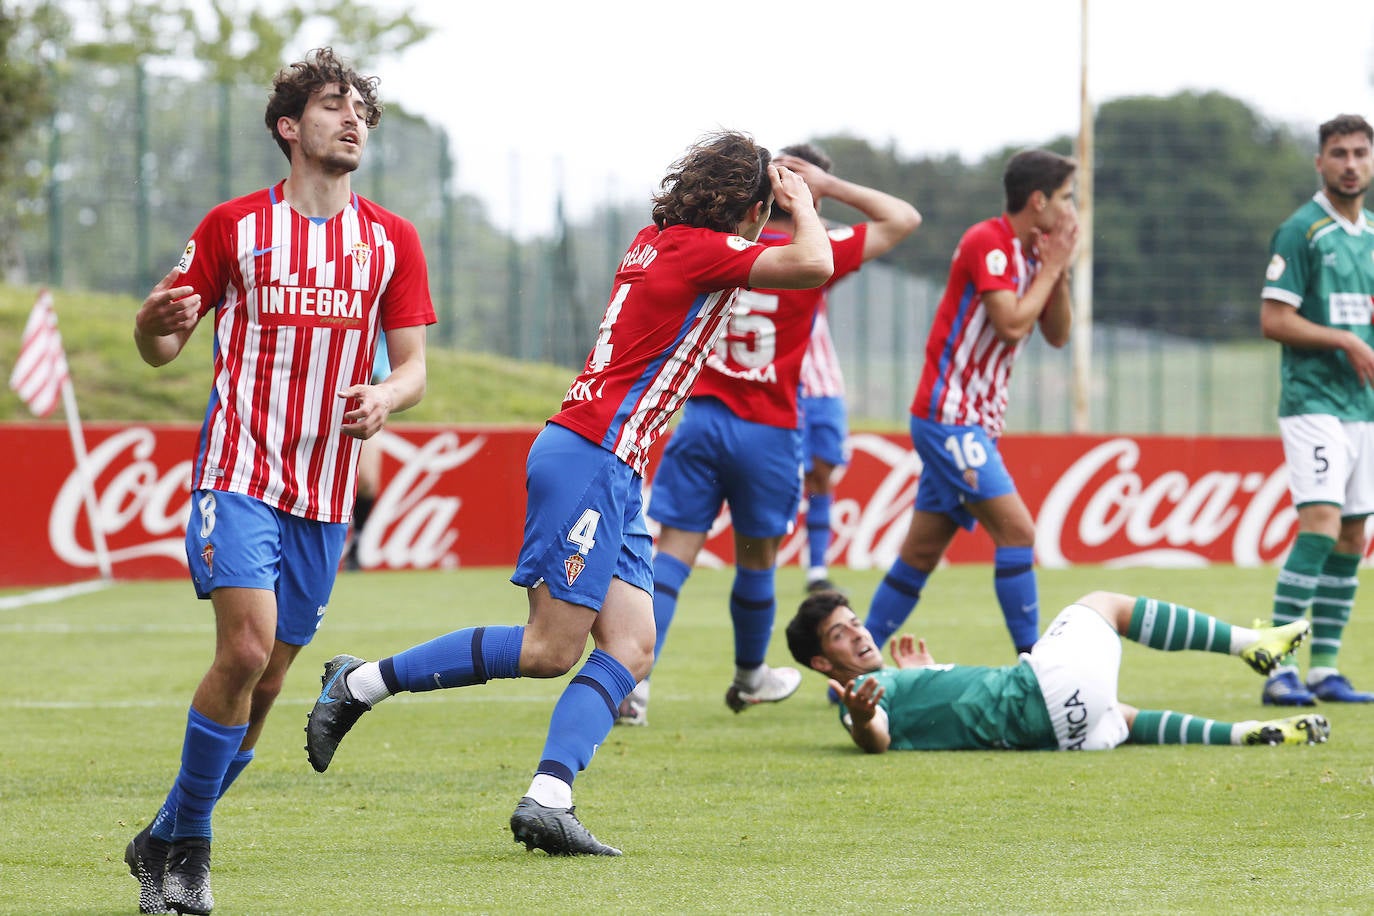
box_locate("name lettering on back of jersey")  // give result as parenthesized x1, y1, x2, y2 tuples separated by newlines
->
(255, 285, 366, 327)
(1328, 292, 1374, 325)
(564, 378, 606, 403)
(621, 243, 658, 270)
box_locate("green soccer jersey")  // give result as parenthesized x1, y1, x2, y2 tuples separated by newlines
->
(1262, 192, 1374, 420)
(846, 660, 1057, 751)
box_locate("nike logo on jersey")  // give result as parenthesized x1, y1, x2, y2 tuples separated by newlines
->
(252, 245, 284, 257)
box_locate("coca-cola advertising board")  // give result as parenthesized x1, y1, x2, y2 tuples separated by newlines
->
(0, 422, 1313, 588)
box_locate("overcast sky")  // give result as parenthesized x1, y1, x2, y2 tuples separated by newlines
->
(333, 0, 1374, 237)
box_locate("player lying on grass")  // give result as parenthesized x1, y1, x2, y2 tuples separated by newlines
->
(785, 589, 1331, 753)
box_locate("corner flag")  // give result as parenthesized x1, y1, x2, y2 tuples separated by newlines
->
(8, 289, 70, 417)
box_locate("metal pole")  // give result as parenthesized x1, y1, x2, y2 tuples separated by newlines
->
(1072, 0, 1096, 432)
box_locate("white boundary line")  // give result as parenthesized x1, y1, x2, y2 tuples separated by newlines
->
(0, 578, 115, 611)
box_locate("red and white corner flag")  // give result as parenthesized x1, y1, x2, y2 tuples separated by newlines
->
(8, 289, 70, 417)
(5, 289, 113, 582)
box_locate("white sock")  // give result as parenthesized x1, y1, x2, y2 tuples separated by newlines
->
(526, 774, 572, 809)
(1228, 625, 1259, 654)
(1307, 666, 1339, 686)
(1230, 721, 1259, 745)
(345, 662, 392, 706)
(807, 567, 828, 583)
(734, 664, 764, 691)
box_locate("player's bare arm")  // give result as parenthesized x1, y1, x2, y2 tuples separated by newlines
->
(1260, 298, 1374, 386)
(832, 676, 891, 753)
(134, 267, 202, 367)
(748, 165, 834, 290)
(339, 324, 428, 439)
(773, 153, 921, 259)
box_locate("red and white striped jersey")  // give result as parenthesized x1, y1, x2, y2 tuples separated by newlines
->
(551, 223, 766, 475)
(693, 225, 866, 428)
(178, 181, 435, 523)
(911, 215, 1038, 437)
(799, 306, 845, 399)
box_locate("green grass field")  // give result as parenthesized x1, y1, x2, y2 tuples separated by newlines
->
(3, 565, 1372, 915)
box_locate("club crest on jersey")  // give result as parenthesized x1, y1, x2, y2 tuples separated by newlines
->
(726, 235, 755, 251)
(1266, 253, 1286, 281)
(985, 249, 1008, 276)
(177, 240, 196, 274)
(351, 241, 372, 271)
(564, 553, 586, 586)
(201, 542, 215, 577)
(963, 468, 979, 491)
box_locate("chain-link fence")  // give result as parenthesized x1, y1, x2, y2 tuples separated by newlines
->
(6, 61, 1293, 436)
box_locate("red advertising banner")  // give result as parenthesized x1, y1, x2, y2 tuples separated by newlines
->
(0, 422, 1307, 588)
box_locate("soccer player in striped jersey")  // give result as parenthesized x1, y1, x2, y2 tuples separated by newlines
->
(865, 150, 1079, 660)
(788, 590, 1330, 754)
(1259, 113, 1374, 706)
(630, 145, 919, 725)
(304, 131, 834, 856)
(125, 49, 435, 915)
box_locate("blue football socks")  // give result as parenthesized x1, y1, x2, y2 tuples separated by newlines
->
(651, 553, 693, 662)
(534, 648, 635, 785)
(994, 545, 1040, 652)
(729, 566, 776, 669)
(381, 625, 524, 693)
(864, 558, 928, 649)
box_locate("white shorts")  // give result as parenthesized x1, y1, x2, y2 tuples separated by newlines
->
(1279, 415, 1374, 516)
(1025, 604, 1129, 751)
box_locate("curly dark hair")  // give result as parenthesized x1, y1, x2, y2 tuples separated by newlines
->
(651, 131, 772, 232)
(1319, 113, 1374, 150)
(785, 589, 852, 670)
(264, 47, 382, 161)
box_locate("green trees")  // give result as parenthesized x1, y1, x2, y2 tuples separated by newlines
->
(812, 91, 1316, 339)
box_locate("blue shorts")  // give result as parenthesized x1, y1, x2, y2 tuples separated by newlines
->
(800, 395, 849, 471)
(511, 423, 654, 609)
(647, 397, 803, 539)
(184, 489, 348, 646)
(910, 416, 1017, 532)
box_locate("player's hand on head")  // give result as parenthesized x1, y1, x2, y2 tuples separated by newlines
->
(136, 268, 200, 336)
(769, 163, 815, 215)
(772, 155, 829, 199)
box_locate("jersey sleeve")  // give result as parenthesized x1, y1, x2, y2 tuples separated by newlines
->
(175, 203, 239, 318)
(676, 228, 767, 290)
(826, 223, 869, 285)
(379, 216, 437, 330)
(963, 223, 1018, 295)
(1260, 220, 1308, 308)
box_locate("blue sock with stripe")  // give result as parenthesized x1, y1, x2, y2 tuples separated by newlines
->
(864, 558, 928, 649)
(170, 707, 248, 840)
(806, 493, 833, 571)
(381, 625, 525, 693)
(651, 553, 693, 662)
(534, 648, 636, 785)
(216, 748, 254, 799)
(730, 566, 777, 669)
(151, 743, 254, 842)
(994, 545, 1040, 653)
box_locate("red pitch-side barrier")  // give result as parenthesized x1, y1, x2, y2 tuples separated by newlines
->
(0, 422, 1314, 587)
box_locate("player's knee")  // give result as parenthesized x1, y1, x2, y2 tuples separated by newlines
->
(214, 639, 273, 684)
(519, 639, 583, 678)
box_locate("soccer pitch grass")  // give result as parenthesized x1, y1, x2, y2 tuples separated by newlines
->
(3, 565, 1371, 914)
